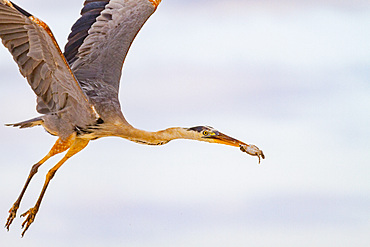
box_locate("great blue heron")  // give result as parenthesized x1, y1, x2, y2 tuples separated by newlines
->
(1, 0, 264, 236)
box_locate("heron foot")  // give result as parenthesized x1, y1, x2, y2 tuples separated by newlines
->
(240, 144, 265, 163)
(20, 207, 38, 237)
(5, 204, 19, 231)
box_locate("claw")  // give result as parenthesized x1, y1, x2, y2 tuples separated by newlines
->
(20, 207, 37, 237)
(240, 144, 265, 164)
(5, 204, 19, 231)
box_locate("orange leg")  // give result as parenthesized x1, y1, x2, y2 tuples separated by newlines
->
(5, 134, 75, 231)
(20, 136, 89, 237)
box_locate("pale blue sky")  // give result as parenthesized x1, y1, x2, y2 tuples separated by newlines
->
(0, 0, 369, 246)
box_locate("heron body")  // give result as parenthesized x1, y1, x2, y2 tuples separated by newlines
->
(0, 0, 264, 236)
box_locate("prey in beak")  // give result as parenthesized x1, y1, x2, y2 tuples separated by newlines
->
(208, 131, 265, 163)
(188, 126, 265, 163)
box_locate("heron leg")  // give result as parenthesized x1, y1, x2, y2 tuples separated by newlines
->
(5, 135, 75, 231)
(20, 136, 89, 237)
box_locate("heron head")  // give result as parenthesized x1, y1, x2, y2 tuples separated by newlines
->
(186, 125, 247, 146)
(185, 125, 265, 163)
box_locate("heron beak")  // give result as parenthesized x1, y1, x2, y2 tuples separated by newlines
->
(209, 132, 265, 163)
(210, 132, 243, 146)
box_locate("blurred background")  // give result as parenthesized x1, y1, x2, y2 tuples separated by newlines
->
(0, 0, 369, 246)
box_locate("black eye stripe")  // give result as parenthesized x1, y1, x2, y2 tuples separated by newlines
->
(187, 126, 214, 133)
(187, 126, 205, 132)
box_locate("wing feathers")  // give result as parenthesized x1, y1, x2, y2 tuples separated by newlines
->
(64, 0, 158, 91)
(10, 40, 28, 56)
(0, 0, 99, 133)
(64, 0, 109, 64)
(29, 63, 43, 87)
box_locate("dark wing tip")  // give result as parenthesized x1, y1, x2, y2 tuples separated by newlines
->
(63, 0, 109, 65)
(10, 1, 32, 17)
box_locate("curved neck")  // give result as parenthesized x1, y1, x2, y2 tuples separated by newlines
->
(116, 126, 197, 146)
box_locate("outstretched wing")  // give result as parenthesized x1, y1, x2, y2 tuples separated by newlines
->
(0, 1, 99, 127)
(64, 0, 161, 92)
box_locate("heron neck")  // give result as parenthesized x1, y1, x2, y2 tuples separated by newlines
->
(117, 126, 196, 145)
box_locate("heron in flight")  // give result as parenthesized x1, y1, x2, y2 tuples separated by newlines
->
(0, 0, 264, 236)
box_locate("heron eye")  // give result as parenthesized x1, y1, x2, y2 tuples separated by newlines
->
(202, 131, 209, 136)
